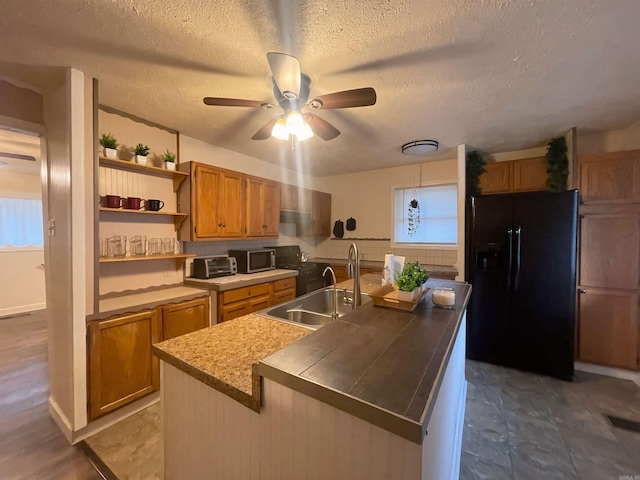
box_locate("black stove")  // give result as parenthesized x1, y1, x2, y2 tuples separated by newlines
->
(268, 246, 330, 296)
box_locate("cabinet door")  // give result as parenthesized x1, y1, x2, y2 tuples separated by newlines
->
(245, 176, 265, 237)
(193, 164, 221, 238)
(272, 288, 296, 305)
(580, 213, 640, 289)
(578, 289, 638, 370)
(303, 190, 331, 237)
(220, 301, 250, 322)
(88, 310, 160, 420)
(281, 183, 298, 211)
(479, 162, 512, 194)
(161, 297, 209, 341)
(579, 150, 640, 204)
(248, 294, 271, 313)
(512, 157, 548, 192)
(262, 180, 281, 237)
(220, 171, 245, 237)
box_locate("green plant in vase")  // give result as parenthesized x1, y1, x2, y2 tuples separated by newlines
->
(546, 136, 568, 192)
(466, 150, 486, 198)
(161, 150, 177, 171)
(134, 143, 150, 165)
(395, 262, 421, 301)
(99, 133, 119, 159)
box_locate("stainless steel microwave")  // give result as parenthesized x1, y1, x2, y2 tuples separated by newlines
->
(228, 249, 276, 274)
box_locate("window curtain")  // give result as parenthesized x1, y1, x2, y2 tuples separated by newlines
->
(0, 197, 44, 247)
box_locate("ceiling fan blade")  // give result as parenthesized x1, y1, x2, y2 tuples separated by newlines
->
(251, 118, 278, 140)
(309, 87, 377, 109)
(203, 97, 270, 108)
(267, 52, 301, 99)
(306, 114, 341, 141)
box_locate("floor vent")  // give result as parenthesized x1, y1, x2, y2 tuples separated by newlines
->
(606, 415, 640, 434)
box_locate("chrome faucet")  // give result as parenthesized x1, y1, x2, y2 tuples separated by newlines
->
(323, 266, 340, 320)
(347, 242, 361, 309)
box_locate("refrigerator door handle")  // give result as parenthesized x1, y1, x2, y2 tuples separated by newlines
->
(507, 228, 513, 292)
(514, 226, 522, 291)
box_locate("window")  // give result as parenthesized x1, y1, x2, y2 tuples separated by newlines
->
(0, 197, 44, 248)
(392, 183, 457, 246)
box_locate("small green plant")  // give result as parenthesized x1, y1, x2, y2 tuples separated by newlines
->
(466, 150, 486, 198)
(395, 261, 427, 292)
(134, 143, 150, 156)
(546, 136, 568, 192)
(161, 150, 176, 163)
(99, 133, 118, 149)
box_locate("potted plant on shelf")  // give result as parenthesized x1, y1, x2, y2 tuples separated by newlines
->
(100, 133, 118, 159)
(161, 150, 176, 170)
(134, 143, 150, 165)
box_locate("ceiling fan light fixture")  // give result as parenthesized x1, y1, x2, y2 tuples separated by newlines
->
(296, 122, 314, 141)
(271, 118, 289, 140)
(401, 140, 439, 156)
(285, 110, 305, 136)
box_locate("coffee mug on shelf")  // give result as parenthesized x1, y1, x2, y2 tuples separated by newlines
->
(130, 235, 147, 256)
(99, 238, 109, 258)
(108, 235, 127, 257)
(149, 238, 163, 256)
(102, 195, 122, 209)
(145, 199, 164, 212)
(124, 197, 144, 210)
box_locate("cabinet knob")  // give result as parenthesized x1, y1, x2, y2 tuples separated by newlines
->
(578, 289, 586, 294)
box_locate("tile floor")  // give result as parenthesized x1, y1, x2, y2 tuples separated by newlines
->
(86, 360, 640, 480)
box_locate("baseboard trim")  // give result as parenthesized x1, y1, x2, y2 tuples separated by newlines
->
(49, 397, 73, 443)
(575, 361, 640, 388)
(0, 303, 46, 318)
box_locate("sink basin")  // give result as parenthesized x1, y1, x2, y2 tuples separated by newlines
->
(261, 287, 371, 329)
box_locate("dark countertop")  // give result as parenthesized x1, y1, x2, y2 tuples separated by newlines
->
(313, 257, 458, 277)
(258, 276, 471, 444)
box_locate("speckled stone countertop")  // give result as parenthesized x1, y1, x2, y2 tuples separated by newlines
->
(184, 269, 298, 292)
(152, 314, 309, 411)
(314, 257, 458, 277)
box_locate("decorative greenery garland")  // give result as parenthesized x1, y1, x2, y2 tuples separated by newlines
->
(466, 150, 486, 198)
(546, 136, 568, 192)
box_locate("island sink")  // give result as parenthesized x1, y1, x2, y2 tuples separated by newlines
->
(262, 286, 372, 328)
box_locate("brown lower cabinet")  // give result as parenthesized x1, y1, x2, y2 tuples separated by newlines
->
(217, 277, 297, 323)
(87, 296, 209, 421)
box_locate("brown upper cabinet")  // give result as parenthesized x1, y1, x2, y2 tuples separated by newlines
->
(578, 150, 640, 204)
(281, 183, 312, 213)
(479, 157, 548, 195)
(181, 162, 244, 240)
(245, 176, 281, 238)
(298, 190, 332, 238)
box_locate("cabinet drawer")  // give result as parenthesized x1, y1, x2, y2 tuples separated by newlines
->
(221, 283, 271, 304)
(220, 301, 251, 322)
(248, 295, 271, 313)
(272, 288, 296, 306)
(273, 277, 296, 292)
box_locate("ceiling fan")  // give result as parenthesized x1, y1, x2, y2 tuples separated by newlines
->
(203, 52, 377, 142)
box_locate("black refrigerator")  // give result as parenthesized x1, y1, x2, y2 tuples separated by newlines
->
(466, 190, 578, 380)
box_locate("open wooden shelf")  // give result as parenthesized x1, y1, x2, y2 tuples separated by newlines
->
(98, 156, 188, 191)
(99, 207, 188, 230)
(99, 253, 195, 269)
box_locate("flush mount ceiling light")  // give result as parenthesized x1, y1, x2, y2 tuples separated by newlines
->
(0, 160, 7, 167)
(401, 140, 439, 156)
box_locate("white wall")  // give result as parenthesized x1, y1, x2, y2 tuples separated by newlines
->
(0, 170, 46, 316)
(312, 158, 460, 267)
(578, 121, 640, 156)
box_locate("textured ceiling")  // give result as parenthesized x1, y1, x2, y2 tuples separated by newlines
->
(1, 0, 639, 176)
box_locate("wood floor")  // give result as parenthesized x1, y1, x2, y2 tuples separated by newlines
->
(0, 310, 103, 480)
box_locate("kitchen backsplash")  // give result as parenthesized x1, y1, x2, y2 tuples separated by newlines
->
(184, 224, 457, 272)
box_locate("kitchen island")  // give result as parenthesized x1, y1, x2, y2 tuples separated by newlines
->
(153, 276, 471, 479)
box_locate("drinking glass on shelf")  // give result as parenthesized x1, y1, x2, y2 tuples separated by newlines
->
(130, 235, 147, 256)
(99, 238, 109, 258)
(162, 237, 178, 255)
(108, 235, 127, 257)
(149, 238, 163, 256)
